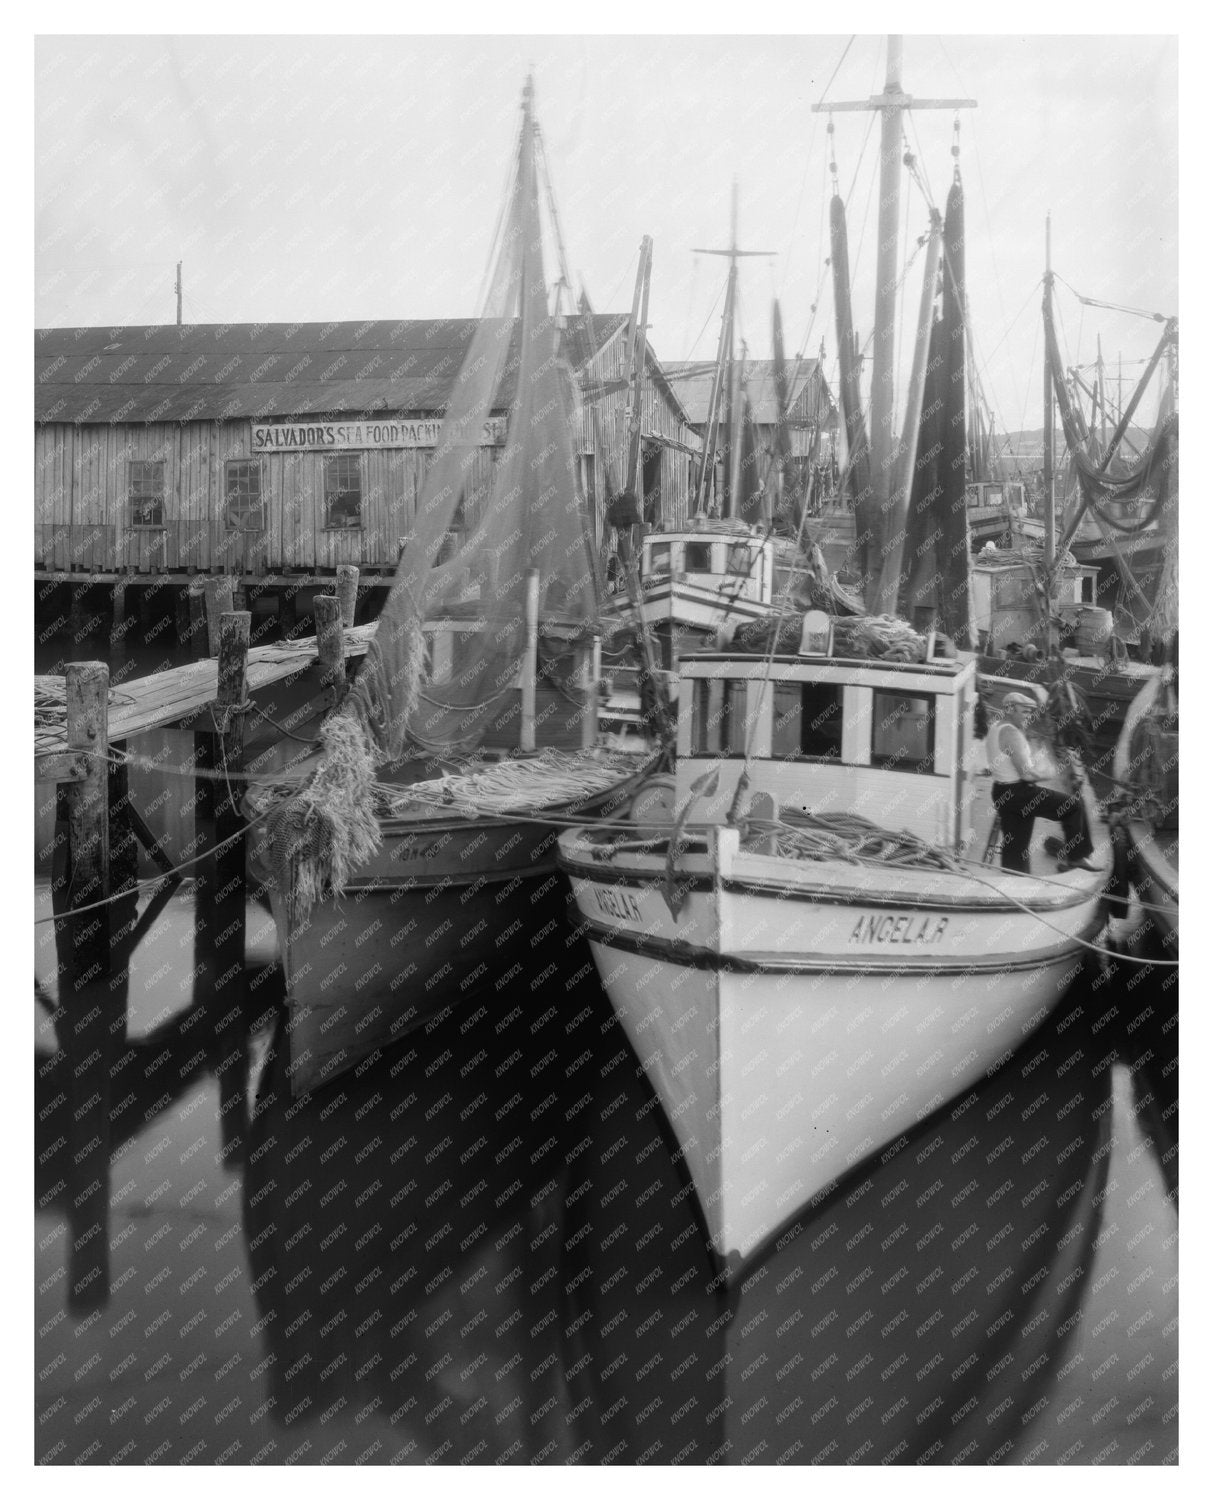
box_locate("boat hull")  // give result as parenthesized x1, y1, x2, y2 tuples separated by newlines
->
(251, 757, 651, 1095)
(265, 821, 563, 1095)
(561, 829, 1106, 1271)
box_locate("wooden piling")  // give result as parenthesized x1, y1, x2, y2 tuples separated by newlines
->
(64, 661, 110, 979)
(336, 564, 360, 628)
(110, 583, 126, 647)
(207, 612, 252, 1161)
(188, 580, 208, 661)
(314, 594, 346, 704)
(68, 586, 88, 662)
(278, 587, 299, 640)
(107, 744, 139, 901)
(204, 576, 235, 657)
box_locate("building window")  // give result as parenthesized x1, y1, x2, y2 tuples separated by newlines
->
(324, 455, 362, 528)
(129, 460, 165, 528)
(225, 460, 264, 530)
(871, 691, 935, 774)
(771, 682, 844, 761)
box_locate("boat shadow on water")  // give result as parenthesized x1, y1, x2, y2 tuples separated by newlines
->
(33, 871, 1177, 1464)
(235, 917, 1175, 1464)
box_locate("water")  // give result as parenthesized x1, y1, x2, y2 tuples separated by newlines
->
(33, 612, 1178, 1465)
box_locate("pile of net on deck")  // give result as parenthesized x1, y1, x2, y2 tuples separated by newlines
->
(263, 93, 600, 918)
(738, 808, 961, 871)
(374, 748, 641, 820)
(731, 611, 929, 662)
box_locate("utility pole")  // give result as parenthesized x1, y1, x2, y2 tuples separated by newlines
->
(175, 262, 183, 326)
(813, 37, 975, 517)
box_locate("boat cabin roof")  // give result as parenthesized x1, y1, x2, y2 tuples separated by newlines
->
(680, 650, 975, 698)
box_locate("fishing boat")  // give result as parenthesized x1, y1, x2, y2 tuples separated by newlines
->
(249, 80, 654, 1095)
(558, 616, 1110, 1271)
(1111, 657, 1178, 953)
(558, 38, 1112, 1274)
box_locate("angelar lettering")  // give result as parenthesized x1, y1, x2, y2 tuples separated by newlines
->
(848, 914, 948, 946)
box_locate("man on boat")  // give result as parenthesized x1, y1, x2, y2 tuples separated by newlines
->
(989, 692, 1098, 875)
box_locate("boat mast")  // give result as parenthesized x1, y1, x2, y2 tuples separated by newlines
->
(691, 182, 773, 517)
(812, 38, 974, 601)
(623, 235, 654, 505)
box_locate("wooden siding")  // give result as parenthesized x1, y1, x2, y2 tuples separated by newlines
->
(578, 335, 696, 553)
(34, 418, 502, 575)
(34, 339, 692, 577)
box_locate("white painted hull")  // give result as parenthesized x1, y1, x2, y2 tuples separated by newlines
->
(561, 831, 1106, 1270)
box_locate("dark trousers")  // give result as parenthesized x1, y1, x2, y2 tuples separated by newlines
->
(992, 780, 1094, 875)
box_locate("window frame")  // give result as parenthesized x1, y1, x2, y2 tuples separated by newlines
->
(224, 458, 265, 532)
(128, 459, 166, 530)
(870, 689, 936, 775)
(323, 453, 364, 531)
(771, 681, 845, 763)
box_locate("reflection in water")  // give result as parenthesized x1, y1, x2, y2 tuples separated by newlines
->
(32, 618, 1178, 1464)
(35, 859, 1177, 1463)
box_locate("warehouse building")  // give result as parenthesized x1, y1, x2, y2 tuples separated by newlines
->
(34, 316, 697, 603)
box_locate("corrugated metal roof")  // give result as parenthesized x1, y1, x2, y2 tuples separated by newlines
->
(34, 315, 632, 425)
(664, 358, 833, 427)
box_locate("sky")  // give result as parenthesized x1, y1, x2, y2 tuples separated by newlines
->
(33, 32, 1178, 447)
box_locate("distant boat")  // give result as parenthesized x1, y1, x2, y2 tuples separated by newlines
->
(1111, 661, 1178, 954)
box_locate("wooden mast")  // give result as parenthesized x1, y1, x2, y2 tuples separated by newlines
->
(812, 38, 974, 604)
(691, 182, 773, 517)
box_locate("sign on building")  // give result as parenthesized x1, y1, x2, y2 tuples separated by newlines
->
(251, 418, 505, 452)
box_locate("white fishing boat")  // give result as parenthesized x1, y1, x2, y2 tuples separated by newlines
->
(558, 623, 1111, 1272)
(558, 38, 1114, 1275)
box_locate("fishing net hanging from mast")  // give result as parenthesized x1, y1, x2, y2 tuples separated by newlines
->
(266, 84, 598, 912)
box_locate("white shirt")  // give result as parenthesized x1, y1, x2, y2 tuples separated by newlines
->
(987, 720, 1035, 783)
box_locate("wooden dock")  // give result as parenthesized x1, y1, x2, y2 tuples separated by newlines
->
(35, 623, 374, 770)
(37, 571, 370, 996)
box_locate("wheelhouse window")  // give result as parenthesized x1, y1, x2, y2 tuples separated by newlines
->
(726, 543, 755, 577)
(225, 460, 264, 530)
(691, 679, 751, 757)
(324, 455, 362, 528)
(129, 460, 165, 528)
(684, 541, 713, 572)
(871, 691, 935, 774)
(648, 541, 672, 575)
(771, 682, 844, 761)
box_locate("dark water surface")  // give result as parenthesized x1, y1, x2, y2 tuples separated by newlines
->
(34, 615, 1178, 1465)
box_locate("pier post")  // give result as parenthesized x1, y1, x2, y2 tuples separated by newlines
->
(187, 579, 208, 660)
(204, 576, 235, 657)
(68, 586, 88, 662)
(107, 744, 140, 903)
(336, 564, 360, 628)
(210, 611, 252, 1164)
(63, 660, 110, 980)
(110, 582, 126, 648)
(314, 594, 346, 706)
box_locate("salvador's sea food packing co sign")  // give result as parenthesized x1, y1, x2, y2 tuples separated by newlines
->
(251, 418, 506, 452)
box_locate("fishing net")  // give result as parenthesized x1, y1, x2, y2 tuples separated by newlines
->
(265, 89, 600, 914)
